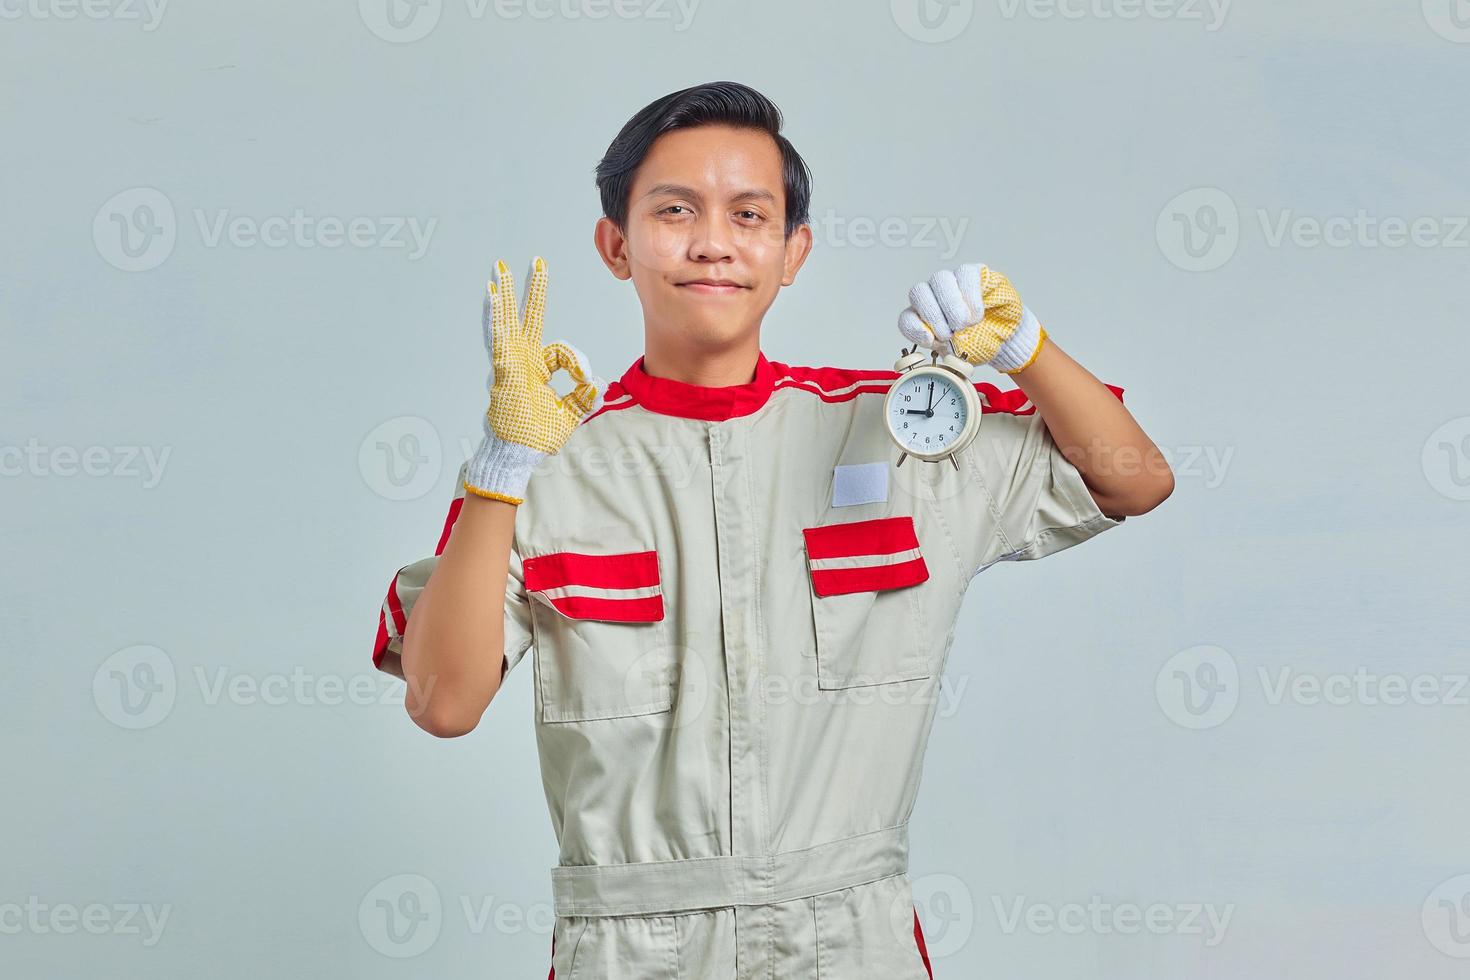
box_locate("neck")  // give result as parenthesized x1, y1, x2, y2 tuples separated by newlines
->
(641, 333, 761, 387)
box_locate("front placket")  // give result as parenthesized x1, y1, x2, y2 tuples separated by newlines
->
(707, 417, 776, 979)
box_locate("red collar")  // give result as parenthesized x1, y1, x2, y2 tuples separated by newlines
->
(617, 350, 780, 421)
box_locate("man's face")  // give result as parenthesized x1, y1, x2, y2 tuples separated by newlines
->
(596, 124, 811, 348)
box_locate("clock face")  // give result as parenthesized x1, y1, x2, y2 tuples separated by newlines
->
(887, 370, 971, 455)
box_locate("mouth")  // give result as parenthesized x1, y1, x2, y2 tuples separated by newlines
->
(676, 279, 747, 295)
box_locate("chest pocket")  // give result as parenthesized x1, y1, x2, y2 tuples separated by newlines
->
(801, 515, 931, 690)
(523, 544, 675, 723)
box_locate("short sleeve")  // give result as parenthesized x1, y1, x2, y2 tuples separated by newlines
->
(963, 382, 1127, 575)
(372, 463, 535, 681)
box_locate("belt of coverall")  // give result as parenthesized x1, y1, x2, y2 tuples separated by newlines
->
(551, 823, 910, 917)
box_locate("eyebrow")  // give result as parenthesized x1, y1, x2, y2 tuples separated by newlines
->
(640, 182, 778, 206)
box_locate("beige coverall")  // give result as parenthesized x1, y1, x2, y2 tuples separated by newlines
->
(374, 350, 1126, 978)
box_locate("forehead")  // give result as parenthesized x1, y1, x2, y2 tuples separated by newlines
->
(631, 124, 785, 202)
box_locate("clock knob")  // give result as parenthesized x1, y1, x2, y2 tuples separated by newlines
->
(938, 352, 974, 379)
(893, 350, 929, 374)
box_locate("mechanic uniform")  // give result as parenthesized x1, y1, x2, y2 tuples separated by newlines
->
(373, 350, 1126, 979)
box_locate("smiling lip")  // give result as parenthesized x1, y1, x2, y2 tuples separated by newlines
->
(678, 279, 745, 295)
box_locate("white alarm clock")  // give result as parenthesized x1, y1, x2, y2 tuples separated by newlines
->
(884, 344, 983, 469)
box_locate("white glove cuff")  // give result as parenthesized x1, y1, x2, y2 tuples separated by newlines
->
(988, 305, 1045, 374)
(464, 430, 546, 504)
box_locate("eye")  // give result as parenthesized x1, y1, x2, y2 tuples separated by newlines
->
(735, 210, 764, 221)
(659, 205, 692, 216)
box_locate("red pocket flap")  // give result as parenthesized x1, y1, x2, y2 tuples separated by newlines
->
(522, 549, 665, 622)
(802, 516, 929, 597)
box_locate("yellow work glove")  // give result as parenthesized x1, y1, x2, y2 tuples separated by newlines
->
(897, 263, 1047, 374)
(463, 256, 604, 504)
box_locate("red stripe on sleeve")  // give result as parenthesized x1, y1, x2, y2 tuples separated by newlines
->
(372, 611, 390, 668)
(435, 495, 465, 556)
(385, 577, 407, 633)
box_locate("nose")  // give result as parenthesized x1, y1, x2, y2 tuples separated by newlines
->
(687, 212, 735, 264)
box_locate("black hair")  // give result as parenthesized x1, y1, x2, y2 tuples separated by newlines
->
(595, 81, 813, 239)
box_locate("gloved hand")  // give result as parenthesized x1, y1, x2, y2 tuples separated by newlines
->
(464, 256, 604, 504)
(897, 263, 1047, 374)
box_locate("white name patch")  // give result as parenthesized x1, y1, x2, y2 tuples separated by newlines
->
(832, 461, 889, 507)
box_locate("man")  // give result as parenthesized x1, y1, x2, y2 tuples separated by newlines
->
(373, 81, 1173, 979)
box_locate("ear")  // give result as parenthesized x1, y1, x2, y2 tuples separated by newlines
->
(780, 223, 814, 286)
(592, 216, 633, 281)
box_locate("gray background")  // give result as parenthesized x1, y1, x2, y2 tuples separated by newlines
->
(4, 0, 1468, 976)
